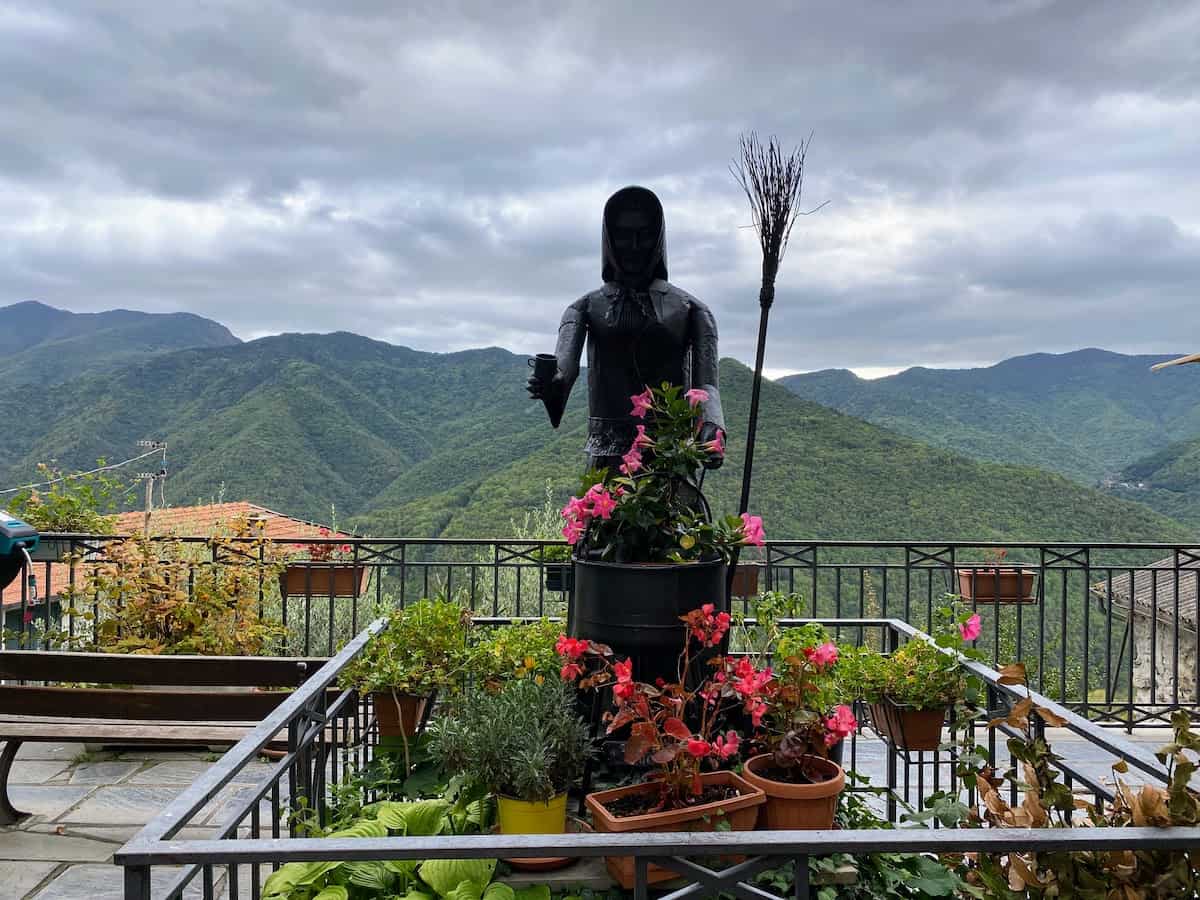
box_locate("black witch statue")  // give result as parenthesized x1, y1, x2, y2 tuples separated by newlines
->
(527, 185, 726, 473)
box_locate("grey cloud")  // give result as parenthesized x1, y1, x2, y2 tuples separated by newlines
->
(0, 0, 1197, 373)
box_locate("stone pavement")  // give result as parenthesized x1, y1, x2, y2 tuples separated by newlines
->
(0, 729, 1174, 899)
(1, 742, 275, 899)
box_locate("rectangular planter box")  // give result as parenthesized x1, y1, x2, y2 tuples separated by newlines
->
(280, 564, 367, 598)
(585, 770, 765, 889)
(956, 567, 1037, 604)
(730, 563, 761, 598)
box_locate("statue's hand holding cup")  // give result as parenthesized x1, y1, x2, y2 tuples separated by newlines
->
(526, 353, 558, 399)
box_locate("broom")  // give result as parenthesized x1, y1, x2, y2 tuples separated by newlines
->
(726, 132, 825, 602)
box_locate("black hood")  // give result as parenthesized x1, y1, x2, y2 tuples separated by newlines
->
(601, 185, 668, 286)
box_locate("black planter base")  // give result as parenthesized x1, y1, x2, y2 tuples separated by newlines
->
(569, 557, 727, 685)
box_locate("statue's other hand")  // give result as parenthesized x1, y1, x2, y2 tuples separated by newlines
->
(698, 422, 726, 470)
(526, 373, 562, 400)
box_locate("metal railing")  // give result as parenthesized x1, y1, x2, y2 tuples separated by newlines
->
(4, 535, 1198, 725)
(115, 615, 1200, 900)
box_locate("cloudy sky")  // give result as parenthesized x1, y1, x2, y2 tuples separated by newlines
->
(2, 1, 1197, 376)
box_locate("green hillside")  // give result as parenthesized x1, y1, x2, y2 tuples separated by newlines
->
(356, 359, 1195, 544)
(1, 333, 1192, 543)
(1106, 436, 1200, 529)
(0, 301, 239, 385)
(780, 349, 1200, 484)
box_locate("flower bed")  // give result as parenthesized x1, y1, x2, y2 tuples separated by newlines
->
(115, 600, 1200, 899)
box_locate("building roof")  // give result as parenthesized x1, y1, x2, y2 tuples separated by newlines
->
(1, 502, 348, 610)
(1090, 553, 1200, 634)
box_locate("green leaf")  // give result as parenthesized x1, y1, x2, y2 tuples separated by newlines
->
(482, 884, 516, 900)
(418, 858, 497, 898)
(262, 860, 342, 897)
(313, 888, 349, 900)
(345, 861, 395, 891)
(513, 886, 550, 900)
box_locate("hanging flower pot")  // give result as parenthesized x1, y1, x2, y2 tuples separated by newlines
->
(730, 563, 761, 597)
(544, 563, 573, 593)
(585, 770, 765, 890)
(956, 566, 1037, 604)
(280, 562, 367, 598)
(741, 753, 845, 829)
(869, 699, 947, 751)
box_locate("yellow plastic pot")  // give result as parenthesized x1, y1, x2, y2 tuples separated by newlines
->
(496, 793, 568, 834)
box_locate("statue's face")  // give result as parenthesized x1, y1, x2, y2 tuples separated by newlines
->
(611, 209, 656, 277)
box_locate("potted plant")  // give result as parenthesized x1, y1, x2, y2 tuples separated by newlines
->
(341, 599, 472, 741)
(564, 606, 768, 889)
(955, 547, 1037, 604)
(561, 383, 764, 683)
(8, 461, 128, 562)
(541, 543, 573, 592)
(741, 626, 856, 829)
(841, 604, 981, 751)
(468, 618, 562, 689)
(429, 677, 593, 835)
(281, 527, 366, 598)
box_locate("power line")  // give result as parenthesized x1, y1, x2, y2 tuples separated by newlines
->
(0, 446, 165, 496)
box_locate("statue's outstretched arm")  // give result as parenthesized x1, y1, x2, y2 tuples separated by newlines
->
(531, 297, 587, 427)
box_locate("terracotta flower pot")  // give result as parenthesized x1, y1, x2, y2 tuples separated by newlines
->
(869, 700, 946, 751)
(372, 690, 427, 738)
(281, 563, 367, 598)
(585, 770, 765, 890)
(741, 754, 845, 830)
(956, 567, 1036, 604)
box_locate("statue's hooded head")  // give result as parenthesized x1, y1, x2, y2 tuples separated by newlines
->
(602, 186, 668, 289)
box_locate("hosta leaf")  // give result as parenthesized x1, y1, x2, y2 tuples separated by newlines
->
(418, 858, 497, 898)
(482, 884, 515, 900)
(345, 861, 395, 891)
(513, 886, 551, 900)
(314, 888, 349, 900)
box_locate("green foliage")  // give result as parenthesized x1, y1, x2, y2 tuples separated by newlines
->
(341, 599, 472, 696)
(468, 619, 562, 686)
(8, 460, 132, 534)
(54, 520, 286, 654)
(429, 678, 593, 803)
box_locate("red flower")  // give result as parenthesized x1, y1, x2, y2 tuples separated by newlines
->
(560, 662, 583, 681)
(685, 739, 711, 758)
(555, 635, 588, 659)
(613, 658, 636, 701)
(713, 731, 740, 760)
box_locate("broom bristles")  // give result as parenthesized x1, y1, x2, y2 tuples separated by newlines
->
(730, 131, 819, 272)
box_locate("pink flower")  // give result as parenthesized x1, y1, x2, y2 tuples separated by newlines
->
(630, 388, 653, 419)
(684, 388, 709, 408)
(749, 700, 768, 727)
(633, 424, 655, 450)
(713, 731, 741, 760)
(560, 662, 582, 681)
(619, 447, 643, 476)
(685, 739, 711, 759)
(562, 521, 585, 545)
(740, 513, 766, 547)
(960, 613, 982, 643)
(804, 642, 839, 669)
(589, 488, 618, 520)
(824, 704, 858, 745)
(702, 430, 725, 456)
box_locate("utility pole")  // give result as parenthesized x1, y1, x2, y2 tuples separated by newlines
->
(136, 441, 167, 537)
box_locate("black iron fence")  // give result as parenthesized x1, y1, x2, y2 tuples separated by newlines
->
(3, 535, 1197, 726)
(113, 616, 1200, 900)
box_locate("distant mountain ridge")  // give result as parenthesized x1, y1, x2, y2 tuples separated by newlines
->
(781, 349, 1200, 484)
(0, 300, 240, 385)
(0, 328, 1189, 544)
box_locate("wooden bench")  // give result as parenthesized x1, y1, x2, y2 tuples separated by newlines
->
(0, 650, 327, 825)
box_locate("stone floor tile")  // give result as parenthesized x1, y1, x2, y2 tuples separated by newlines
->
(14, 744, 87, 762)
(60, 786, 182, 826)
(127, 759, 273, 786)
(32, 863, 208, 899)
(0, 829, 116, 862)
(0, 860, 60, 898)
(6, 786, 94, 820)
(9, 761, 70, 784)
(68, 761, 143, 786)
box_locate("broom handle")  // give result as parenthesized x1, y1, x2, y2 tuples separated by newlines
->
(726, 288, 773, 602)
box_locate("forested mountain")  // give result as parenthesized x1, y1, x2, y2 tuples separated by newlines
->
(1106, 436, 1200, 529)
(0, 301, 239, 385)
(780, 349, 1200, 484)
(1, 329, 1189, 543)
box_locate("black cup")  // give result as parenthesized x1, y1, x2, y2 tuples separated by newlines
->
(528, 353, 557, 382)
